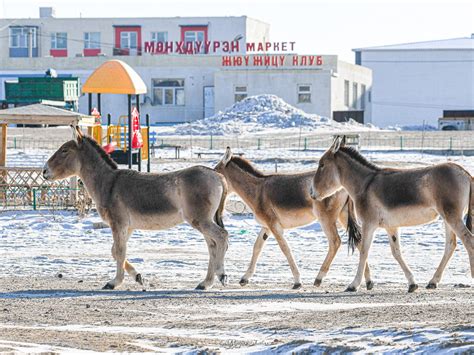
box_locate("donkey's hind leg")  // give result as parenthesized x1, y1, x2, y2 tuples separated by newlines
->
(269, 224, 302, 289)
(314, 219, 341, 287)
(443, 217, 474, 278)
(427, 224, 456, 289)
(240, 227, 270, 286)
(385, 228, 417, 293)
(192, 220, 229, 290)
(196, 234, 219, 290)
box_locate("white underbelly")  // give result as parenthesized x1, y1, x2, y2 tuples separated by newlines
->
(275, 208, 316, 229)
(130, 212, 184, 230)
(379, 206, 439, 228)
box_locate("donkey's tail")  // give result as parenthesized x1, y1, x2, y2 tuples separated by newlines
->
(467, 179, 473, 232)
(345, 196, 362, 254)
(214, 176, 228, 228)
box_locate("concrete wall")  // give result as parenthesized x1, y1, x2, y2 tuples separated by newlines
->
(358, 49, 474, 127)
(0, 16, 269, 58)
(332, 60, 372, 122)
(214, 69, 333, 117)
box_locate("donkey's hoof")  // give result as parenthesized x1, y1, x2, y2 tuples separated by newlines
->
(426, 282, 437, 289)
(135, 273, 144, 285)
(102, 283, 115, 290)
(408, 284, 419, 293)
(292, 282, 302, 290)
(239, 278, 249, 287)
(366, 281, 374, 290)
(195, 283, 207, 290)
(218, 274, 228, 286)
(314, 279, 322, 287)
(345, 286, 357, 292)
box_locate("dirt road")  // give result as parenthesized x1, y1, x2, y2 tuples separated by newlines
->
(0, 276, 472, 353)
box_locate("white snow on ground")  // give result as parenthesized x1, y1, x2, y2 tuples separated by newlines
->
(168, 95, 377, 136)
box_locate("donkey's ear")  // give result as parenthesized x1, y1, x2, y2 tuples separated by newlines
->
(331, 136, 343, 153)
(71, 125, 83, 145)
(222, 146, 232, 165)
(340, 135, 347, 147)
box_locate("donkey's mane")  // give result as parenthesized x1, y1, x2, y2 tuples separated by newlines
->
(229, 156, 266, 178)
(338, 146, 381, 171)
(83, 136, 118, 170)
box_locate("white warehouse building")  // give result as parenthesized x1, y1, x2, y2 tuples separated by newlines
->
(353, 35, 474, 128)
(0, 8, 372, 125)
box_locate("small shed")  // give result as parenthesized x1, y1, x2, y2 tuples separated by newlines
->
(0, 103, 95, 210)
(0, 103, 95, 167)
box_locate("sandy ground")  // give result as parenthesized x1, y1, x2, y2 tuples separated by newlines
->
(0, 277, 473, 353)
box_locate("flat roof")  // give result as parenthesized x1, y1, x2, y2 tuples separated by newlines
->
(0, 104, 96, 126)
(353, 35, 474, 51)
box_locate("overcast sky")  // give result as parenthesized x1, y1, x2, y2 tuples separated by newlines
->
(1, 0, 473, 62)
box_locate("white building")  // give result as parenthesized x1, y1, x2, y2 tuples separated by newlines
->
(353, 35, 474, 128)
(0, 8, 372, 125)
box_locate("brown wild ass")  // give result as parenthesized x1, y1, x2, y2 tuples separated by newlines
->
(44, 127, 229, 290)
(311, 136, 473, 292)
(215, 147, 372, 289)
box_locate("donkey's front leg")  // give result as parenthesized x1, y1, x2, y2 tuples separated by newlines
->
(385, 228, 418, 293)
(270, 224, 302, 289)
(427, 224, 456, 289)
(314, 219, 341, 286)
(346, 224, 376, 292)
(240, 227, 270, 286)
(103, 226, 130, 290)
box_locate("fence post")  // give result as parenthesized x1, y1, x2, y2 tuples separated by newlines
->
(304, 137, 308, 151)
(449, 137, 453, 151)
(32, 188, 37, 210)
(14, 137, 16, 149)
(257, 138, 261, 150)
(210, 135, 213, 150)
(400, 136, 403, 150)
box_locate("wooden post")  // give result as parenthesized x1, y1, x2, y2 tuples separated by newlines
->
(0, 124, 7, 201)
(0, 124, 6, 167)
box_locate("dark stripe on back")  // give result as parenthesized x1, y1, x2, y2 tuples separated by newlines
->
(338, 146, 381, 172)
(229, 156, 266, 178)
(83, 136, 118, 170)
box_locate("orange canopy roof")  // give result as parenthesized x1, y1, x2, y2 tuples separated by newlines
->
(82, 60, 147, 95)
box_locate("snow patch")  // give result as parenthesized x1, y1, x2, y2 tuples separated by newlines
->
(170, 94, 377, 136)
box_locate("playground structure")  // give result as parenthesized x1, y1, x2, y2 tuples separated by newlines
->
(82, 59, 150, 171)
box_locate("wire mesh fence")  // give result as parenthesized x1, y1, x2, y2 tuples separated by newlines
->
(149, 131, 474, 152)
(0, 167, 92, 213)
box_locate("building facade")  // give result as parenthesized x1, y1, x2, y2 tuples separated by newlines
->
(0, 8, 372, 125)
(353, 35, 474, 128)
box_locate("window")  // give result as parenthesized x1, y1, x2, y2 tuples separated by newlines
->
(344, 80, 350, 107)
(184, 30, 205, 43)
(120, 31, 138, 49)
(361, 84, 366, 110)
(184, 30, 205, 53)
(352, 83, 358, 109)
(234, 86, 247, 102)
(298, 84, 311, 103)
(152, 79, 185, 106)
(9, 27, 37, 48)
(151, 31, 167, 43)
(51, 32, 67, 49)
(84, 32, 100, 49)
